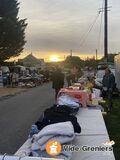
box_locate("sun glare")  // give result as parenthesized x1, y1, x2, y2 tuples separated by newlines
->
(50, 55, 60, 62)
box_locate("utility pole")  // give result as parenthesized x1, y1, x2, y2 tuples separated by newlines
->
(70, 49, 73, 57)
(104, 0, 108, 62)
(96, 49, 98, 61)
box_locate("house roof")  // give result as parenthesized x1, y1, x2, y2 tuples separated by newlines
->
(18, 53, 45, 67)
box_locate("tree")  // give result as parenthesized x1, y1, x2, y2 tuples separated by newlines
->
(84, 57, 98, 69)
(0, 0, 27, 63)
(100, 53, 118, 63)
(64, 56, 83, 69)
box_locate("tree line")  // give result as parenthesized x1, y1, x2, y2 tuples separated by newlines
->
(0, 0, 27, 64)
(63, 53, 118, 70)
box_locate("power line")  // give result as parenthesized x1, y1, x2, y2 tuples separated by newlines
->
(79, 12, 100, 47)
(97, 0, 104, 53)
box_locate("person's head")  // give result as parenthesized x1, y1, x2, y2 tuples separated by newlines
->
(71, 66, 79, 75)
(105, 67, 111, 75)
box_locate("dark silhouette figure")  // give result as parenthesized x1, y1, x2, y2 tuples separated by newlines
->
(102, 68, 115, 112)
(52, 67, 64, 99)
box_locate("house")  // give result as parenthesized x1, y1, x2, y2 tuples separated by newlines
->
(18, 53, 46, 70)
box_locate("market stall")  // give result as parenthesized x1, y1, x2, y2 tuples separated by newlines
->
(0, 77, 115, 160)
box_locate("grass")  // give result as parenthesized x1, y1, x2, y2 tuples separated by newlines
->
(103, 96, 120, 160)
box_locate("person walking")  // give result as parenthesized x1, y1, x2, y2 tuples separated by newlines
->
(52, 67, 64, 100)
(102, 67, 115, 112)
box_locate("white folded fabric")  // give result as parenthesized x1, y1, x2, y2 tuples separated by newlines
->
(32, 121, 75, 151)
(57, 95, 80, 108)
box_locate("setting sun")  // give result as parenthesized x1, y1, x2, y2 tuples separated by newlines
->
(49, 55, 60, 62)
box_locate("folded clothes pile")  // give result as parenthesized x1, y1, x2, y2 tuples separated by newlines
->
(31, 122, 75, 160)
(57, 94, 81, 114)
(29, 104, 81, 160)
(34, 106, 81, 134)
(57, 94, 80, 108)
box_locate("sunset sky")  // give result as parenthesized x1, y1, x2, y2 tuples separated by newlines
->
(18, 0, 120, 62)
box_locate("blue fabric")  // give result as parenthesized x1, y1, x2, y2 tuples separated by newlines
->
(32, 149, 72, 160)
(29, 125, 39, 138)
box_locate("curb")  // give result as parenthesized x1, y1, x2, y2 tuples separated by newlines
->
(0, 89, 28, 101)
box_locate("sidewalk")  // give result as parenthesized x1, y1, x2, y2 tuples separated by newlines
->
(0, 88, 27, 97)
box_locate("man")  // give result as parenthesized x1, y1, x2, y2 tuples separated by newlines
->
(102, 68, 115, 112)
(52, 67, 64, 100)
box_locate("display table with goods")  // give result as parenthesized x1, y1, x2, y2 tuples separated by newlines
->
(58, 78, 106, 110)
(0, 81, 115, 160)
(12, 108, 115, 160)
(58, 88, 90, 108)
(71, 108, 115, 160)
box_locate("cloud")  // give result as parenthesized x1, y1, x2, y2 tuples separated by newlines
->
(18, 0, 120, 57)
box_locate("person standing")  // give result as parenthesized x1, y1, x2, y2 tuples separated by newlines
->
(71, 66, 78, 83)
(52, 67, 64, 100)
(66, 73, 72, 87)
(0, 66, 3, 88)
(102, 68, 115, 112)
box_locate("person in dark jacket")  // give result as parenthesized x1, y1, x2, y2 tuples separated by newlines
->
(102, 67, 115, 112)
(66, 73, 72, 87)
(52, 67, 64, 99)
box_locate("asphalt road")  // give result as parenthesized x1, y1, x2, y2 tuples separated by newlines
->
(0, 83, 55, 155)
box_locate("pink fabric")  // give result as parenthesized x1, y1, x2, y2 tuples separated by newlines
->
(58, 88, 89, 107)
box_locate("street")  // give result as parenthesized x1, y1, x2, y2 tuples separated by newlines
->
(0, 83, 54, 154)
